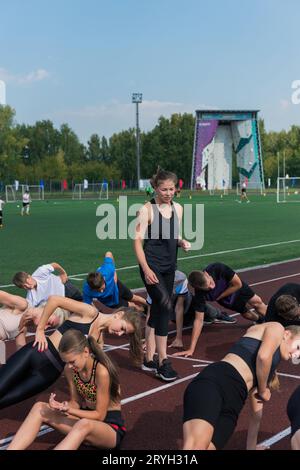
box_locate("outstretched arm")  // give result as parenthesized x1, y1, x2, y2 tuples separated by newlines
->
(172, 311, 204, 357)
(216, 274, 242, 301)
(173, 203, 191, 252)
(133, 205, 158, 285)
(256, 322, 284, 400)
(34, 296, 96, 351)
(0, 290, 28, 311)
(51, 262, 68, 284)
(246, 388, 266, 450)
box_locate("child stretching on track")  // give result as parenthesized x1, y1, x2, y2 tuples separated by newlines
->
(0, 296, 142, 409)
(7, 329, 126, 450)
(183, 323, 300, 450)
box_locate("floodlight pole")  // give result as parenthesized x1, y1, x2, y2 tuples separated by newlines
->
(132, 93, 143, 189)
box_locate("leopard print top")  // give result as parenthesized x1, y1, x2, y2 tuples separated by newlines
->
(73, 359, 98, 402)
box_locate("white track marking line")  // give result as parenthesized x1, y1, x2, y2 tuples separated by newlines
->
(258, 427, 291, 448)
(3, 240, 300, 288)
(278, 372, 300, 380)
(121, 373, 198, 405)
(250, 273, 300, 287)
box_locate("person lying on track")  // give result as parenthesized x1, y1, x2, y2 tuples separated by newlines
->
(0, 289, 67, 352)
(0, 296, 142, 409)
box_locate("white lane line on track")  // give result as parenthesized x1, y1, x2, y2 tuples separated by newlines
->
(258, 427, 291, 448)
(2, 239, 300, 288)
(278, 372, 300, 380)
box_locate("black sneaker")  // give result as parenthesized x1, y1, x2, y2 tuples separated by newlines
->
(142, 356, 159, 372)
(203, 318, 215, 325)
(156, 359, 179, 382)
(214, 312, 237, 324)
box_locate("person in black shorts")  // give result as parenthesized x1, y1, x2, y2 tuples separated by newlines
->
(265, 283, 300, 326)
(174, 262, 266, 358)
(183, 323, 300, 450)
(239, 182, 250, 203)
(7, 329, 126, 450)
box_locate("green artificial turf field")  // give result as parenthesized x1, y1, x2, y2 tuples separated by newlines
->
(1, 192, 300, 293)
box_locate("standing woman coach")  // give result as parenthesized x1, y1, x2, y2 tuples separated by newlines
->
(134, 168, 190, 381)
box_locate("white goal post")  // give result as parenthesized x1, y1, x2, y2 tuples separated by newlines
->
(21, 185, 44, 200)
(277, 177, 300, 203)
(5, 185, 16, 203)
(72, 183, 108, 200)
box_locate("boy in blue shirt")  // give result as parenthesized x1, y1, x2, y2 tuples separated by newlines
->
(83, 251, 146, 311)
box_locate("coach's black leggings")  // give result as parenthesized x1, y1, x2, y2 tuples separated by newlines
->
(140, 267, 174, 336)
(0, 339, 63, 409)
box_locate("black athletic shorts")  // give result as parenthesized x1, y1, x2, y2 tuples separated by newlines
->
(219, 282, 255, 314)
(287, 385, 300, 437)
(183, 361, 248, 449)
(111, 280, 133, 308)
(105, 410, 127, 448)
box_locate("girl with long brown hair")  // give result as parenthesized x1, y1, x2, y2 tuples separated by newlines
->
(8, 329, 126, 450)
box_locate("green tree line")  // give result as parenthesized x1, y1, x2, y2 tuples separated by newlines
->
(0, 104, 298, 187)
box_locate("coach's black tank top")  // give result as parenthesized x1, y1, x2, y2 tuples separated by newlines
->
(228, 336, 281, 387)
(143, 198, 179, 273)
(57, 312, 99, 336)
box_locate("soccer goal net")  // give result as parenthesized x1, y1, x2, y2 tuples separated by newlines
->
(236, 182, 264, 195)
(277, 177, 300, 203)
(209, 187, 228, 196)
(72, 183, 109, 200)
(5, 185, 17, 203)
(22, 185, 44, 200)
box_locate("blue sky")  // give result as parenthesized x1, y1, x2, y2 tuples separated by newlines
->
(1, 0, 300, 143)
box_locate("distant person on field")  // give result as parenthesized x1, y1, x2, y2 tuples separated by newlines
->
(239, 182, 250, 203)
(145, 184, 155, 198)
(83, 251, 147, 312)
(13, 262, 83, 307)
(21, 190, 31, 215)
(0, 197, 4, 228)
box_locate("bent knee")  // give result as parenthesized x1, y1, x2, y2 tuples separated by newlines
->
(73, 418, 93, 434)
(32, 401, 50, 418)
(248, 295, 264, 307)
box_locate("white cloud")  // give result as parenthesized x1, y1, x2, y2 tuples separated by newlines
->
(0, 67, 49, 84)
(19, 69, 49, 84)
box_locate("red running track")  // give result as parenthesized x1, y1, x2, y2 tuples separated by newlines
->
(1, 259, 300, 450)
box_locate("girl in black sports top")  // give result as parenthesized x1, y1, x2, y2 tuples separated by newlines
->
(183, 322, 300, 450)
(134, 168, 190, 382)
(0, 296, 142, 409)
(8, 329, 125, 450)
